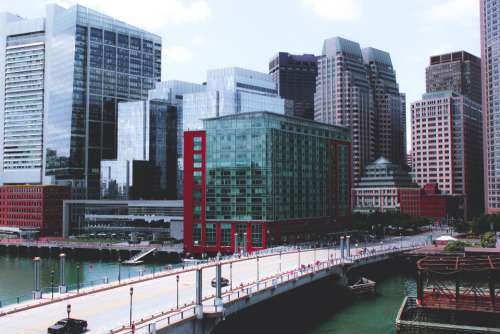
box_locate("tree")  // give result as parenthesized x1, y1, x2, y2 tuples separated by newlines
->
(480, 232, 497, 248)
(444, 240, 471, 252)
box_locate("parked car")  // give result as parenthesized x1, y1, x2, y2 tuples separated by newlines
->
(211, 277, 230, 288)
(47, 318, 87, 334)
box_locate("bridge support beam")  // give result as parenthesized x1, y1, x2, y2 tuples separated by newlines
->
(59, 253, 67, 293)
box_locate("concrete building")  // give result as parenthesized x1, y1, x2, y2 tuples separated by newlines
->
(184, 111, 351, 254)
(411, 91, 483, 218)
(0, 4, 163, 198)
(62, 200, 183, 240)
(182, 67, 288, 131)
(363, 47, 406, 166)
(269, 52, 317, 120)
(0, 13, 46, 184)
(353, 157, 417, 213)
(314, 37, 404, 182)
(399, 183, 461, 220)
(0, 185, 70, 236)
(481, 0, 500, 213)
(426, 51, 482, 104)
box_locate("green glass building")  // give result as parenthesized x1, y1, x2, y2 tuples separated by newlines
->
(184, 111, 351, 254)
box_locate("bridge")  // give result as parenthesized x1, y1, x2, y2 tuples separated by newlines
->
(0, 236, 431, 334)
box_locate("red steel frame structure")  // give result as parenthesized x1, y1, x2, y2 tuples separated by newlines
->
(416, 255, 500, 313)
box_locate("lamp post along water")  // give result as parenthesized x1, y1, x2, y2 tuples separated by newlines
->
(76, 265, 80, 294)
(59, 253, 66, 293)
(176, 275, 179, 309)
(51, 270, 55, 300)
(32, 257, 42, 299)
(129, 287, 134, 326)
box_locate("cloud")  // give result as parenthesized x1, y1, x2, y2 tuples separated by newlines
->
(191, 35, 206, 47)
(302, 0, 361, 21)
(427, 0, 478, 21)
(56, 0, 211, 29)
(165, 46, 193, 64)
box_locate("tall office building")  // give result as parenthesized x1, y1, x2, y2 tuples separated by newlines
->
(426, 51, 482, 104)
(184, 111, 351, 254)
(315, 37, 404, 182)
(481, 0, 500, 213)
(269, 52, 317, 119)
(363, 47, 405, 165)
(34, 4, 161, 199)
(0, 14, 46, 184)
(411, 91, 483, 218)
(182, 67, 287, 131)
(101, 100, 177, 200)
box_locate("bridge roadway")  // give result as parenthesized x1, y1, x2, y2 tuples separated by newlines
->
(0, 236, 432, 334)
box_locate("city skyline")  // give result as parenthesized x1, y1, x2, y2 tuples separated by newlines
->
(0, 0, 481, 151)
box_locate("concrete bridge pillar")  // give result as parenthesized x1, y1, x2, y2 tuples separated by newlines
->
(59, 253, 67, 293)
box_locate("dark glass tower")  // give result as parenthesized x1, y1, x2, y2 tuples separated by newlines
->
(269, 52, 317, 120)
(101, 100, 178, 200)
(426, 51, 481, 104)
(43, 4, 161, 199)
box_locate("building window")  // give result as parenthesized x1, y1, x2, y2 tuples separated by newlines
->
(194, 171, 202, 185)
(252, 224, 262, 247)
(194, 137, 202, 151)
(193, 224, 201, 246)
(221, 224, 231, 247)
(206, 223, 216, 246)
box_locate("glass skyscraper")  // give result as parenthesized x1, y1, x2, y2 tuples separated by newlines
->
(182, 67, 288, 131)
(40, 4, 161, 199)
(101, 99, 177, 200)
(184, 112, 351, 254)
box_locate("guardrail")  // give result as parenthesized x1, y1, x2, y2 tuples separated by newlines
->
(111, 243, 424, 334)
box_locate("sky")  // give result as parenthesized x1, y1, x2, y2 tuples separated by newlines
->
(0, 0, 481, 151)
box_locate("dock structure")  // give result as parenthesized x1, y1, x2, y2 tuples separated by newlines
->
(396, 254, 500, 333)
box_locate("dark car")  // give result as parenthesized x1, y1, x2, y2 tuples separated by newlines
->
(211, 277, 230, 288)
(48, 318, 88, 334)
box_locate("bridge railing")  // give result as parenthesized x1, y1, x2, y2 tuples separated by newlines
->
(109, 243, 425, 334)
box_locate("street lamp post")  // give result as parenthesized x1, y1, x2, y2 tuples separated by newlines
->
(118, 257, 121, 284)
(400, 233, 403, 249)
(256, 256, 260, 284)
(279, 251, 282, 272)
(176, 275, 179, 309)
(67, 304, 71, 319)
(230, 262, 233, 289)
(129, 287, 133, 327)
(76, 265, 80, 294)
(298, 248, 301, 268)
(50, 270, 55, 300)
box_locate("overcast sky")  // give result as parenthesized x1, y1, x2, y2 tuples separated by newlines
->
(0, 0, 481, 151)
